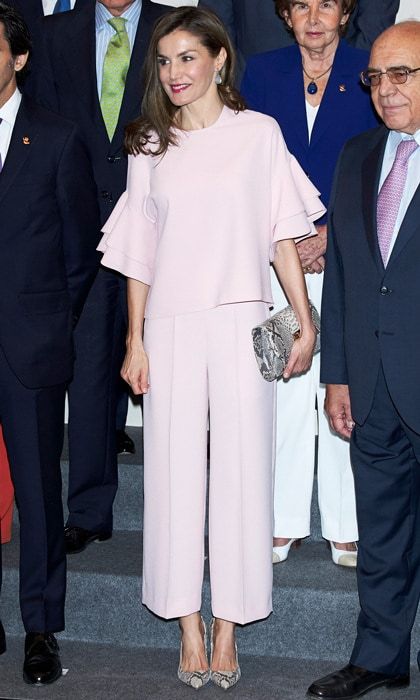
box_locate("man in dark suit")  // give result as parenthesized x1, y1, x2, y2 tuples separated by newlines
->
(0, 2, 99, 683)
(308, 20, 420, 700)
(7, 1, 136, 457)
(4, 0, 90, 48)
(31, 0, 175, 555)
(206, 0, 399, 69)
(7, 0, 88, 23)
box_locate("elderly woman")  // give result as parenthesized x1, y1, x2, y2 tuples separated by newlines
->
(242, 0, 378, 567)
(99, 6, 324, 690)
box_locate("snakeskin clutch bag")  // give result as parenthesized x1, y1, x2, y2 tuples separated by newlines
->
(252, 302, 321, 382)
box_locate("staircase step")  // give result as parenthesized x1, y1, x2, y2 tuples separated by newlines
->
(1, 638, 419, 700)
(3, 536, 420, 663)
(60, 460, 144, 532)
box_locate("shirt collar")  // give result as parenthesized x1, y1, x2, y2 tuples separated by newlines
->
(0, 88, 22, 126)
(95, 0, 141, 32)
(388, 128, 420, 154)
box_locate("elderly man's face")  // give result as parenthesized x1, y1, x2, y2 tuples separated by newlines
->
(98, 0, 136, 17)
(369, 27, 420, 134)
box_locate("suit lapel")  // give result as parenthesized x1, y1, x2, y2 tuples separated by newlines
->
(275, 46, 309, 152)
(0, 98, 39, 206)
(387, 182, 420, 269)
(110, 0, 159, 150)
(59, 5, 109, 145)
(34, 0, 44, 21)
(310, 42, 359, 149)
(361, 127, 388, 273)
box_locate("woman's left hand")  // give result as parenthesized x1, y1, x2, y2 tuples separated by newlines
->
(283, 324, 317, 379)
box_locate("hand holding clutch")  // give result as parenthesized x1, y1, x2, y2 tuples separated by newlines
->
(252, 302, 320, 382)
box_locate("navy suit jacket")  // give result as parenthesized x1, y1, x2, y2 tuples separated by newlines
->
(7, 0, 89, 24)
(30, 0, 170, 224)
(207, 0, 400, 58)
(321, 126, 420, 432)
(5, 0, 91, 92)
(0, 97, 99, 388)
(241, 41, 378, 220)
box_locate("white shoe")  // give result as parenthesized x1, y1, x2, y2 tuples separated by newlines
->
(330, 541, 358, 568)
(272, 538, 299, 564)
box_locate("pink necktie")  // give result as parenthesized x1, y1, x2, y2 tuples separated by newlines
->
(377, 138, 418, 266)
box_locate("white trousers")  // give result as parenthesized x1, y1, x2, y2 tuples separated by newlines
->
(142, 302, 275, 624)
(271, 268, 358, 542)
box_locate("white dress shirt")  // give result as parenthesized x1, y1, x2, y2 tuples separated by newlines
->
(42, 0, 76, 14)
(151, 0, 198, 5)
(396, 0, 420, 22)
(95, 0, 141, 97)
(305, 101, 320, 142)
(0, 89, 22, 168)
(378, 128, 420, 263)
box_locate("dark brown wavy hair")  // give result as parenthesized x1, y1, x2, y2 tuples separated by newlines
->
(125, 6, 245, 157)
(275, 0, 357, 36)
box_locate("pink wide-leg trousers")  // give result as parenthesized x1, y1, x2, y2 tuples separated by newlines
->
(142, 302, 275, 624)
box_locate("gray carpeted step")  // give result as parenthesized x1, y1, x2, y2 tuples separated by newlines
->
(60, 460, 144, 532)
(61, 461, 323, 538)
(0, 638, 419, 700)
(2, 535, 420, 664)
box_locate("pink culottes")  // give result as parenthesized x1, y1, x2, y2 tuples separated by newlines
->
(142, 302, 275, 624)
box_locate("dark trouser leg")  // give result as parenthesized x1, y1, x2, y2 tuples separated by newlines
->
(115, 282, 129, 432)
(115, 384, 129, 432)
(0, 349, 66, 632)
(67, 268, 125, 532)
(350, 367, 420, 675)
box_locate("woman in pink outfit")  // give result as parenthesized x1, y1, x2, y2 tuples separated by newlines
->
(99, 6, 324, 690)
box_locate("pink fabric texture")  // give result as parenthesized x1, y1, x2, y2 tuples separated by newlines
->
(377, 138, 418, 265)
(142, 302, 275, 623)
(99, 108, 325, 318)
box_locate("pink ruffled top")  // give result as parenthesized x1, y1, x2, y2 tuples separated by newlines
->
(98, 107, 325, 319)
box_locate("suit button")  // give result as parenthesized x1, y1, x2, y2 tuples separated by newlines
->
(101, 190, 110, 199)
(380, 286, 391, 295)
(107, 156, 120, 163)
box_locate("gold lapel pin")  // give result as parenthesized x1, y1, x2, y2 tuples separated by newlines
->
(339, 84, 346, 93)
(22, 136, 30, 145)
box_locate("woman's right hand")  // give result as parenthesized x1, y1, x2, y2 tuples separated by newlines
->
(283, 324, 317, 380)
(121, 343, 150, 395)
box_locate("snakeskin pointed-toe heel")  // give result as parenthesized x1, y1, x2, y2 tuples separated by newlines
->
(177, 616, 210, 690)
(210, 618, 241, 690)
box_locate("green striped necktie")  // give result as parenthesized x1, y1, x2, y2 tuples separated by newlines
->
(100, 17, 131, 141)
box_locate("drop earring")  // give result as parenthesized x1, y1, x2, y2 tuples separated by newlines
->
(215, 70, 222, 85)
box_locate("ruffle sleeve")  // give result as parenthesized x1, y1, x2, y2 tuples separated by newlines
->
(270, 124, 326, 260)
(98, 153, 157, 285)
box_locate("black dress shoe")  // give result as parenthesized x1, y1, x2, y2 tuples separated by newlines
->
(0, 620, 6, 655)
(23, 632, 62, 685)
(116, 429, 135, 455)
(307, 664, 410, 699)
(64, 525, 112, 554)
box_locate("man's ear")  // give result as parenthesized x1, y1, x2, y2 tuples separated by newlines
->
(14, 51, 29, 73)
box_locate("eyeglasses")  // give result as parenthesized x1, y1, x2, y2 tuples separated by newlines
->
(360, 67, 420, 87)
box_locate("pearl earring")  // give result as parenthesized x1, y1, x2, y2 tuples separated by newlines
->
(215, 70, 222, 85)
